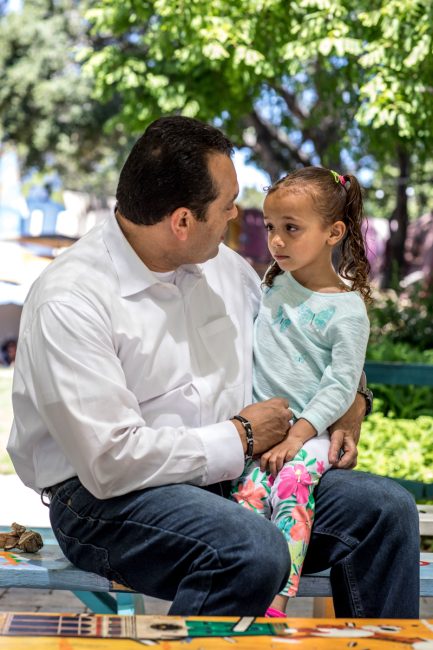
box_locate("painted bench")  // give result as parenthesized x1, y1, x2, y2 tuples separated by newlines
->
(363, 361, 433, 387)
(0, 526, 143, 615)
(1, 526, 432, 614)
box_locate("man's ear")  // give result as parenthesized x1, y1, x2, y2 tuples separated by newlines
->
(327, 220, 346, 246)
(169, 207, 195, 242)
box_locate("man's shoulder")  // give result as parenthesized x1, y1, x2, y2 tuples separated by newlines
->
(24, 224, 116, 308)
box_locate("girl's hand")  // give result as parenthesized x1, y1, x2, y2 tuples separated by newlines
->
(260, 418, 317, 476)
(259, 436, 305, 476)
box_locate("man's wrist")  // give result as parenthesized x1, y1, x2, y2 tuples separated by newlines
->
(231, 418, 247, 454)
(232, 415, 254, 461)
(357, 386, 373, 416)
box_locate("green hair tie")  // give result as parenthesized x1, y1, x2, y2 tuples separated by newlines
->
(330, 170, 347, 185)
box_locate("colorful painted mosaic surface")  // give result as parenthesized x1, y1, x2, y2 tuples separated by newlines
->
(1, 614, 433, 649)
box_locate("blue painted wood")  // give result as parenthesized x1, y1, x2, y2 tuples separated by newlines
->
(116, 593, 143, 615)
(364, 361, 433, 386)
(72, 590, 119, 614)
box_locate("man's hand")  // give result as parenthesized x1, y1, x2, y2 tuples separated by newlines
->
(328, 393, 366, 469)
(232, 398, 292, 456)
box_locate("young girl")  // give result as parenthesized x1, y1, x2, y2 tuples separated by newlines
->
(230, 167, 371, 617)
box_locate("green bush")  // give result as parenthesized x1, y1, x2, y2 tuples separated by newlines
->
(368, 283, 433, 350)
(367, 340, 433, 364)
(371, 387, 433, 419)
(358, 413, 433, 482)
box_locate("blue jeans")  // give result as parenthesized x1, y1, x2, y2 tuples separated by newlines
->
(49, 469, 420, 617)
(48, 478, 290, 616)
(303, 469, 420, 618)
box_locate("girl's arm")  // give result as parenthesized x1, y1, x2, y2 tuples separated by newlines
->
(297, 304, 370, 436)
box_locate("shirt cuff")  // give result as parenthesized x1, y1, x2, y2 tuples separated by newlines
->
(299, 410, 327, 436)
(195, 421, 245, 485)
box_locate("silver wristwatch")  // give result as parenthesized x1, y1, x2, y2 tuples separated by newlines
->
(357, 371, 373, 416)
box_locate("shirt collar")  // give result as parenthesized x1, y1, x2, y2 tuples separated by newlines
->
(102, 212, 203, 298)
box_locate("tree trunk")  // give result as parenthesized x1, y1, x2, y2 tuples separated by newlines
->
(381, 147, 410, 288)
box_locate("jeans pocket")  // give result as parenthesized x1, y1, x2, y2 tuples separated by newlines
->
(54, 527, 130, 588)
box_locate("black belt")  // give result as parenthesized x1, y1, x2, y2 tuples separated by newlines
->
(40, 477, 76, 506)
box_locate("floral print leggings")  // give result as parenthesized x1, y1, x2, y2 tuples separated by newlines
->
(230, 432, 331, 597)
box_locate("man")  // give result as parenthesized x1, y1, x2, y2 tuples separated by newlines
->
(8, 117, 419, 617)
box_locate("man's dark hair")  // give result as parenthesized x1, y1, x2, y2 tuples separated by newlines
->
(116, 116, 234, 225)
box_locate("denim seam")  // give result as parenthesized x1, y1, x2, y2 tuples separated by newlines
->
(341, 557, 365, 617)
(312, 529, 364, 617)
(312, 527, 359, 549)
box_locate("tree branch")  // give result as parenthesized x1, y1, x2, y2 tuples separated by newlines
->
(243, 110, 314, 180)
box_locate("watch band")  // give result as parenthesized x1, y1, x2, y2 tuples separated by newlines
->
(357, 386, 373, 416)
(232, 415, 254, 461)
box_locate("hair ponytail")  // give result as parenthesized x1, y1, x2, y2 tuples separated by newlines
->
(338, 174, 372, 303)
(262, 260, 283, 288)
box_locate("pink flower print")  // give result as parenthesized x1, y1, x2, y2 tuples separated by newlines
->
(290, 506, 314, 543)
(233, 479, 266, 511)
(276, 464, 313, 504)
(317, 460, 325, 475)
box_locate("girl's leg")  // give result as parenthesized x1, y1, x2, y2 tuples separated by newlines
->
(230, 459, 271, 519)
(270, 432, 331, 601)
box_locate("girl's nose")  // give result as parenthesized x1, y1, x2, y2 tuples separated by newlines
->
(271, 234, 284, 247)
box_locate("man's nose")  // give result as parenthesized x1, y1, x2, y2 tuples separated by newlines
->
(228, 205, 238, 222)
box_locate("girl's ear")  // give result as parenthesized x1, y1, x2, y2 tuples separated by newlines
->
(327, 220, 346, 246)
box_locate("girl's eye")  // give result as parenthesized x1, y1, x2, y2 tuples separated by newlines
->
(286, 225, 297, 232)
(264, 223, 273, 231)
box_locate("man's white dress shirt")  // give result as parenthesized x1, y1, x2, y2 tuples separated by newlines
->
(7, 214, 260, 498)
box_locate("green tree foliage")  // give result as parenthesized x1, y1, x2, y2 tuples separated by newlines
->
(0, 0, 132, 194)
(84, 0, 363, 178)
(84, 1, 433, 172)
(83, 0, 433, 283)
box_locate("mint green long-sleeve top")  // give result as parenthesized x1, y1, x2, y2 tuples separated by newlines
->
(253, 272, 370, 434)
